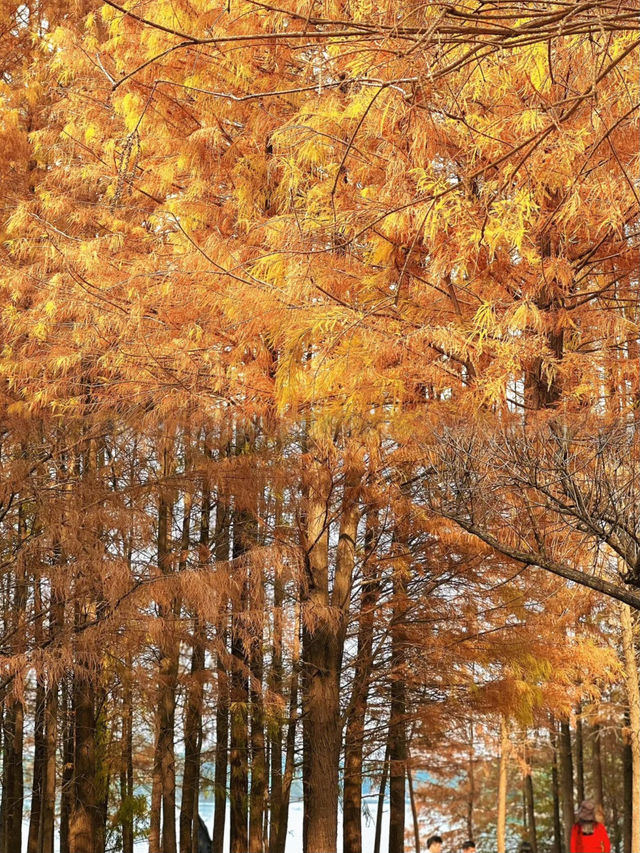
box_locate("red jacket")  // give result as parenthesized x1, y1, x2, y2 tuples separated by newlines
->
(570, 822, 611, 853)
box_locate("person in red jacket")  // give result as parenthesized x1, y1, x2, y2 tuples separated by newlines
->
(570, 800, 611, 853)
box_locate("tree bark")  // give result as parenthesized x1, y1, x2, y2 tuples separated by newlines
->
(407, 757, 420, 853)
(524, 763, 537, 853)
(230, 506, 251, 853)
(302, 461, 359, 853)
(120, 669, 134, 853)
(180, 472, 204, 853)
(28, 679, 46, 853)
(69, 667, 97, 853)
(274, 604, 300, 853)
(467, 723, 475, 842)
(41, 587, 64, 853)
(344, 511, 379, 853)
(28, 580, 46, 853)
(388, 554, 408, 853)
(181, 619, 205, 853)
(268, 557, 284, 853)
(591, 723, 604, 811)
(249, 565, 266, 853)
(212, 484, 230, 853)
(158, 481, 178, 853)
(374, 742, 390, 853)
(559, 720, 575, 853)
(621, 602, 640, 853)
(60, 677, 74, 853)
(623, 709, 632, 853)
(1, 525, 27, 853)
(575, 707, 585, 805)
(497, 717, 509, 853)
(550, 720, 562, 853)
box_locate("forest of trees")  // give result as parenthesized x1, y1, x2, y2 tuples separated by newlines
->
(0, 0, 638, 851)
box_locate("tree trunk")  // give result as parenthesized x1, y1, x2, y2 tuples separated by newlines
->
(154, 460, 178, 853)
(28, 579, 46, 853)
(181, 620, 205, 853)
(268, 560, 284, 853)
(621, 603, 640, 853)
(388, 562, 408, 853)
(212, 486, 230, 853)
(180, 472, 203, 853)
(302, 461, 358, 853)
(41, 587, 64, 853)
(70, 669, 96, 853)
(524, 764, 537, 853)
(274, 604, 300, 853)
(1, 697, 24, 853)
(1, 532, 27, 853)
(623, 709, 632, 853)
(467, 723, 475, 842)
(374, 743, 390, 853)
(407, 757, 420, 853)
(591, 723, 604, 811)
(41, 672, 59, 853)
(60, 677, 74, 853)
(550, 721, 562, 853)
(559, 720, 575, 853)
(230, 507, 251, 853)
(575, 707, 585, 805)
(497, 717, 509, 853)
(120, 669, 134, 853)
(28, 678, 46, 853)
(249, 565, 266, 853)
(343, 511, 379, 853)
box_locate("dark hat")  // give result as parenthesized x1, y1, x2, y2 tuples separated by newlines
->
(577, 800, 596, 822)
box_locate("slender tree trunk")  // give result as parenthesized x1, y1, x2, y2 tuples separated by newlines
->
(2, 526, 27, 853)
(181, 620, 205, 853)
(467, 722, 475, 842)
(559, 720, 575, 853)
(213, 610, 229, 853)
(344, 511, 379, 853)
(230, 506, 251, 853)
(28, 580, 46, 853)
(149, 743, 162, 853)
(180, 470, 203, 853)
(623, 709, 632, 853)
(591, 723, 604, 811)
(28, 679, 46, 853)
(274, 604, 300, 853)
(212, 480, 230, 853)
(374, 742, 390, 853)
(497, 717, 509, 853)
(575, 707, 585, 805)
(550, 720, 562, 853)
(70, 666, 97, 853)
(249, 564, 266, 853)
(524, 763, 537, 852)
(621, 603, 640, 852)
(1, 697, 24, 853)
(407, 757, 420, 853)
(41, 586, 63, 853)
(120, 669, 134, 853)
(154, 453, 178, 853)
(41, 673, 59, 853)
(268, 560, 284, 853)
(388, 561, 408, 853)
(60, 677, 74, 853)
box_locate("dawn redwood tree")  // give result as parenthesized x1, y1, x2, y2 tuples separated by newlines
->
(0, 1, 638, 852)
